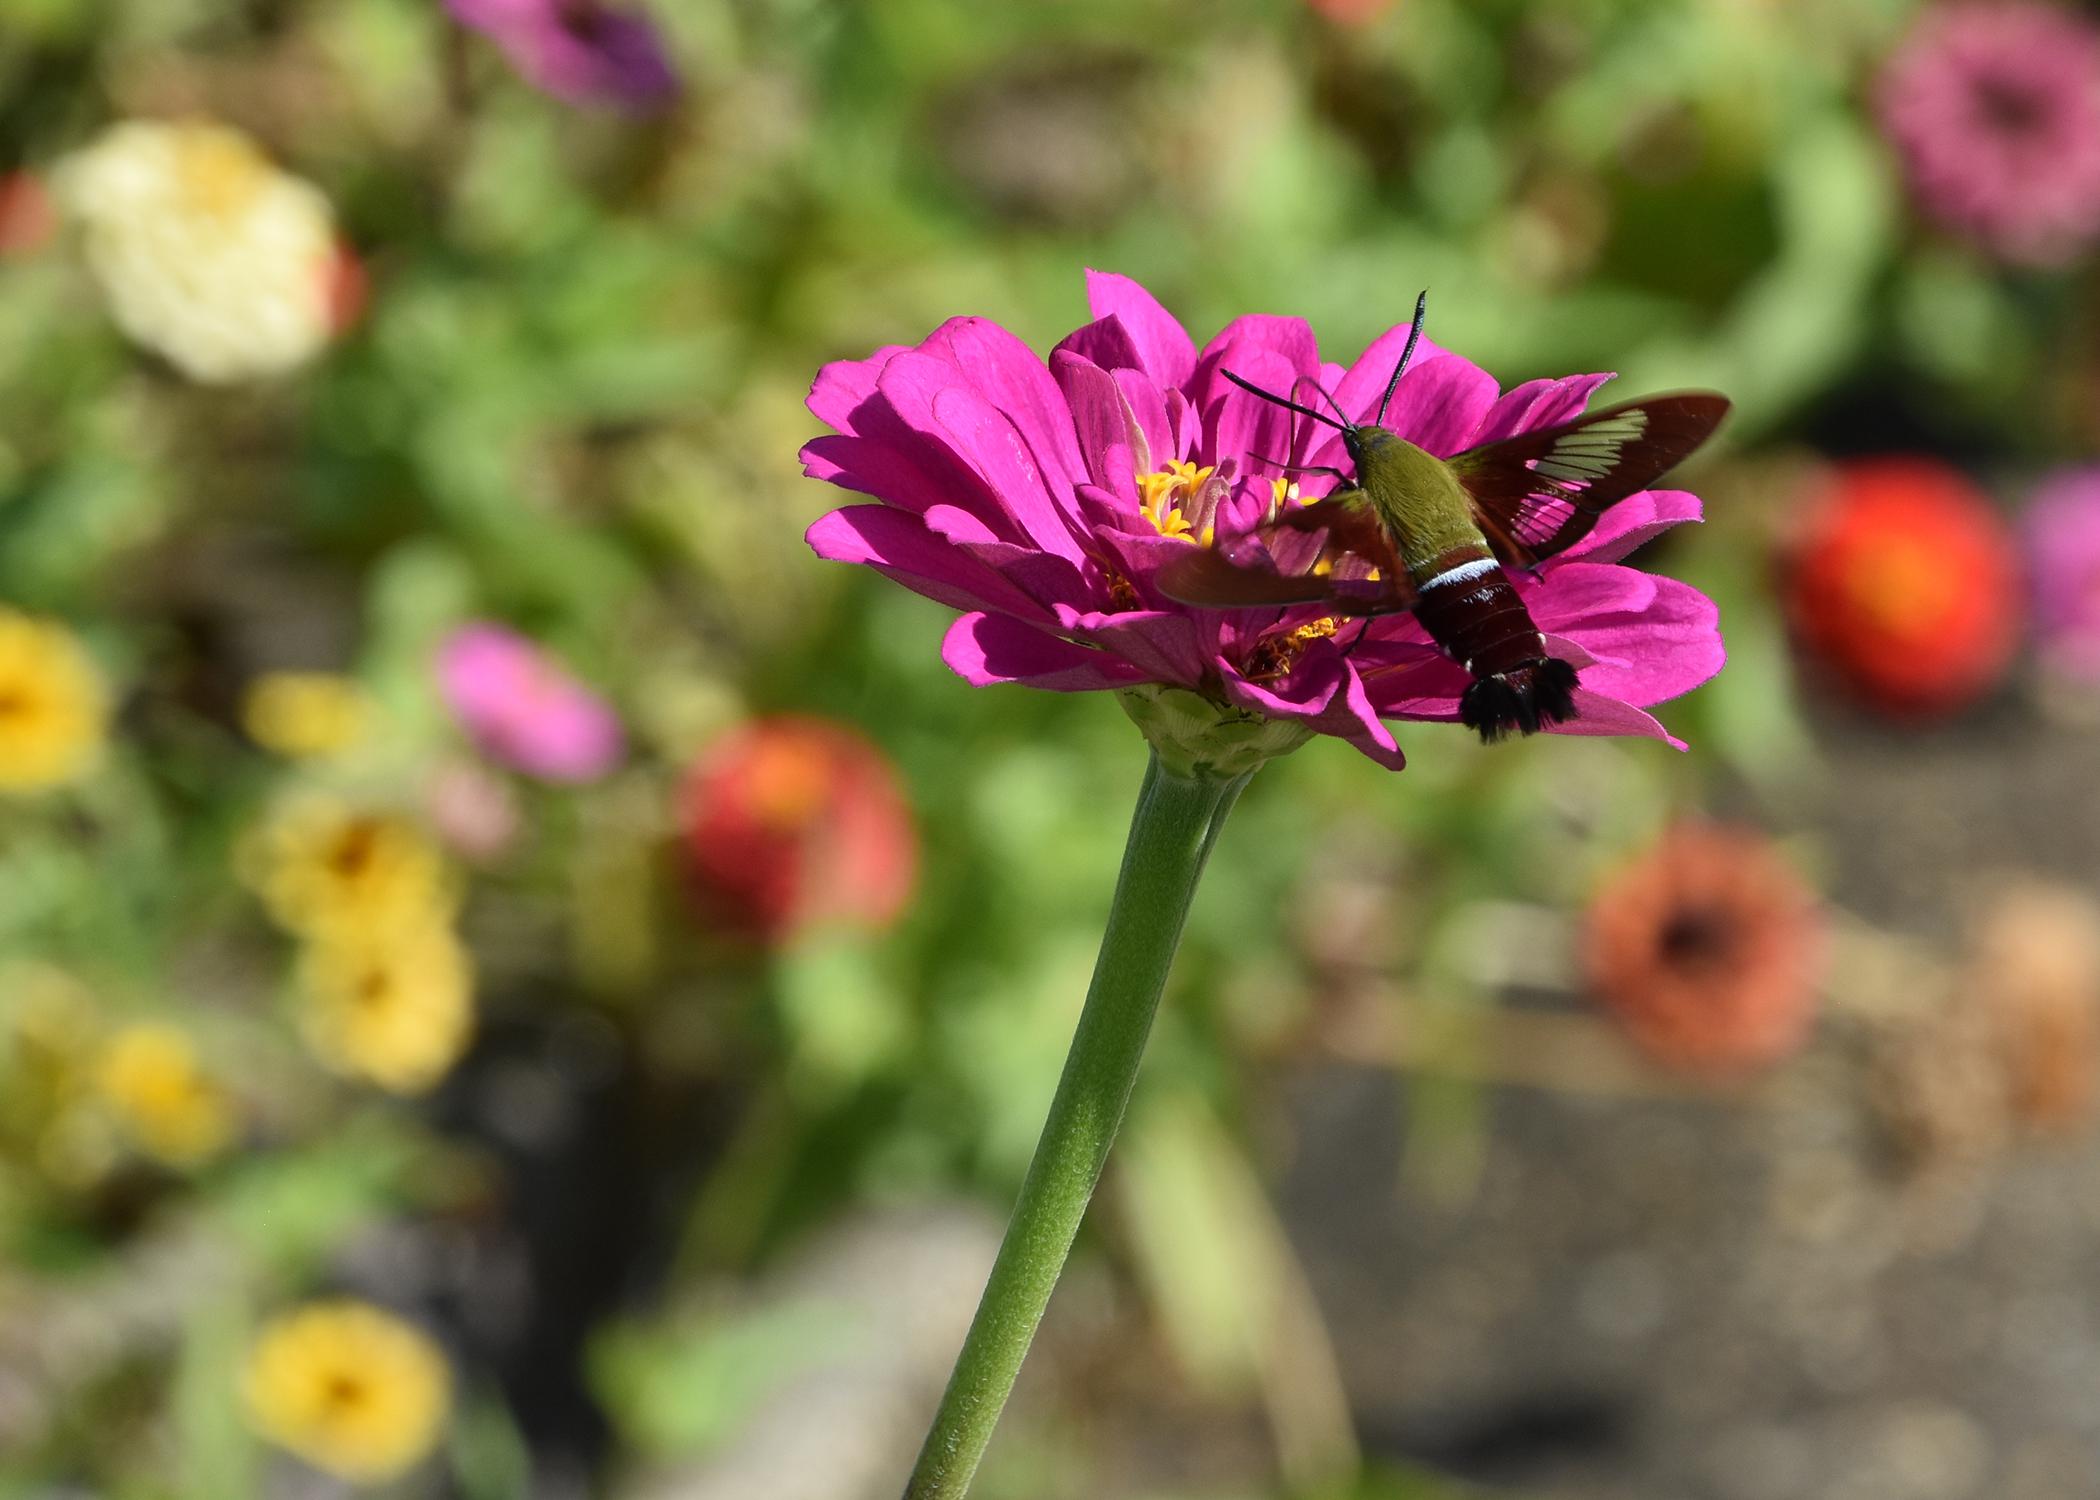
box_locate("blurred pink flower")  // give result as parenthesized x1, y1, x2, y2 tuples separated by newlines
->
(1304, 0, 1395, 23)
(2023, 466, 2100, 687)
(437, 623, 623, 783)
(801, 270, 1723, 770)
(425, 759, 521, 861)
(1879, 1, 2100, 265)
(447, 0, 680, 112)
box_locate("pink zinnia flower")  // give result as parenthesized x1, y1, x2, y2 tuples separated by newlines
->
(447, 0, 680, 113)
(2022, 466, 2100, 688)
(437, 623, 623, 783)
(1878, 1, 2100, 266)
(800, 271, 1723, 770)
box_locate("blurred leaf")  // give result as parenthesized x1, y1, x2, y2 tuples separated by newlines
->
(170, 1297, 257, 1500)
(590, 1296, 846, 1460)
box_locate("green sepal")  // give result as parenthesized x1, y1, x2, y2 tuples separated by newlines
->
(1115, 685, 1313, 781)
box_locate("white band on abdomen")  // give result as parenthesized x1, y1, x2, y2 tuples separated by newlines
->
(1420, 557, 1498, 591)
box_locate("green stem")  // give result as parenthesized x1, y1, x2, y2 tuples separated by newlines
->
(903, 752, 1247, 1500)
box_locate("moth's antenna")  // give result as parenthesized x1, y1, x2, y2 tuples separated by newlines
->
(1222, 369, 1347, 432)
(1375, 290, 1429, 429)
(1292, 375, 1351, 428)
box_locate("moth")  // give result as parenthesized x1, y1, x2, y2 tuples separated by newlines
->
(1158, 294, 1730, 740)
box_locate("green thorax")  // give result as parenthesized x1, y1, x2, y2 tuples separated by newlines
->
(1350, 426, 1488, 578)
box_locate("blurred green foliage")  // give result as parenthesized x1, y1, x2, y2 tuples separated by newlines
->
(0, 0, 2093, 1495)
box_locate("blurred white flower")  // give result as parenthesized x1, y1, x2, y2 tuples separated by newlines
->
(59, 120, 339, 383)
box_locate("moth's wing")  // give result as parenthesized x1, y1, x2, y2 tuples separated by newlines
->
(1156, 490, 1411, 609)
(1154, 546, 1346, 607)
(1447, 392, 1730, 567)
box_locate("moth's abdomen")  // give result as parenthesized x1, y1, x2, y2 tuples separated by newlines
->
(1408, 554, 1580, 740)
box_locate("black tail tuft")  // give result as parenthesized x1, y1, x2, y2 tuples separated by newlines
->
(1459, 658, 1580, 742)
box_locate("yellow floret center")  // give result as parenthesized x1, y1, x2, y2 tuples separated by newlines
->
(1136, 460, 1217, 545)
(171, 125, 273, 221)
(1243, 615, 1344, 681)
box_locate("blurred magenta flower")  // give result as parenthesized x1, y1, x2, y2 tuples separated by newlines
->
(437, 623, 623, 783)
(1782, 458, 2020, 719)
(679, 717, 917, 945)
(1879, 1, 2100, 266)
(447, 0, 680, 112)
(2022, 466, 2100, 688)
(802, 270, 1723, 769)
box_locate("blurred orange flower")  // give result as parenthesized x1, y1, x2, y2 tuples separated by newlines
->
(1967, 881, 2100, 1134)
(1582, 821, 1823, 1075)
(679, 717, 918, 944)
(1781, 457, 2021, 719)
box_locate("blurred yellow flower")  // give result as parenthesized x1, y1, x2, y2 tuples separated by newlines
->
(242, 673, 374, 759)
(297, 924, 475, 1094)
(242, 1300, 452, 1483)
(1, 965, 117, 1189)
(96, 1024, 235, 1167)
(241, 798, 458, 942)
(58, 120, 338, 383)
(0, 610, 109, 794)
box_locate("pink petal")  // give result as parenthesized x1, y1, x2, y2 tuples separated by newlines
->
(1560, 489, 1704, 564)
(924, 316, 1087, 494)
(1546, 689, 1688, 750)
(1548, 574, 1725, 707)
(807, 346, 911, 433)
(1330, 319, 1456, 426)
(876, 352, 1086, 565)
(1470, 372, 1614, 446)
(1112, 367, 1172, 475)
(807, 506, 1048, 619)
(1085, 271, 1198, 387)
(1305, 657, 1405, 763)
(1379, 353, 1502, 457)
(1054, 606, 1212, 686)
(1220, 651, 1345, 720)
(1201, 345, 1308, 474)
(1524, 560, 1660, 627)
(801, 434, 1002, 536)
(941, 612, 1150, 691)
(1197, 313, 1321, 375)
(1053, 315, 1145, 375)
(1051, 351, 1143, 504)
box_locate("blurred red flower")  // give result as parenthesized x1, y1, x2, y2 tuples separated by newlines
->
(0, 171, 56, 258)
(1582, 821, 1823, 1075)
(323, 240, 367, 335)
(679, 717, 917, 944)
(1781, 458, 2021, 719)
